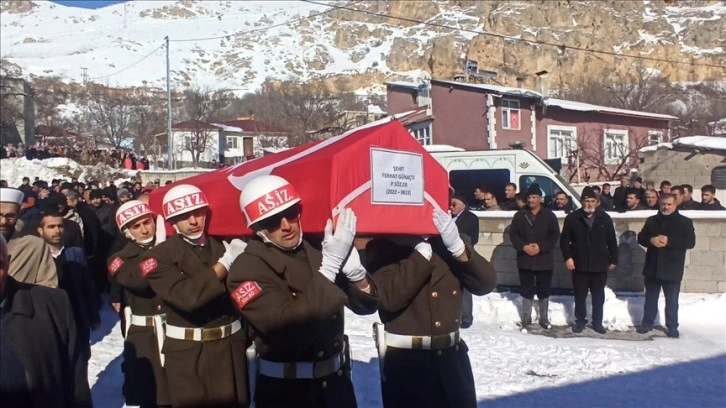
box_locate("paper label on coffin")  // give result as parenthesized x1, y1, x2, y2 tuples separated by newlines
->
(370, 148, 424, 205)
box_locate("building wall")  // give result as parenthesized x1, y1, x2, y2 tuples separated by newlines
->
(430, 83, 489, 150)
(492, 96, 535, 150)
(386, 88, 418, 114)
(171, 129, 220, 165)
(638, 147, 726, 187)
(473, 213, 726, 293)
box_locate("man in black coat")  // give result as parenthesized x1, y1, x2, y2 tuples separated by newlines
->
(637, 193, 695, 338)
(612, 176, 630, 212)
(509, 184, 560, 329)
(0, 235, 92, 408)
(560, 187, 618, 334)
(699, 185, 725, 210)
(451, 194, 480, 328)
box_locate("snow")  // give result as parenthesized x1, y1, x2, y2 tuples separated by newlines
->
(672, 136, 726, 151)
(88, 291, 726, 407)
(435, 80, 545, 99)
(543, 98, 678, 121)
(0, 157, 137, 187)
(639, 142, 673, 152)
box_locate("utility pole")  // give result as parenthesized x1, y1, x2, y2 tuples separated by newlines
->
(166, 36, 173, 170)
(81, 67, 88, 85)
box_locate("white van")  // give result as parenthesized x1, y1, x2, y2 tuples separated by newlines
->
(426, 145, 581, 209)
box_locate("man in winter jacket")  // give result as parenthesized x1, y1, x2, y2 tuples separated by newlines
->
(509, 183, 560, 329)
(637, 193, 695, 338)
(699, 185, 725, 210)
(560, 187, 618, 334)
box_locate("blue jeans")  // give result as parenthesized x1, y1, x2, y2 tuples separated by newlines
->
(642, 277, 681, 330)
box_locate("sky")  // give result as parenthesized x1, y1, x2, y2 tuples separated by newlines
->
(51, 0, 127, 9)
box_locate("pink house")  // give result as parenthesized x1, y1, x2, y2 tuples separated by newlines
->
(386, 80, 677, 181)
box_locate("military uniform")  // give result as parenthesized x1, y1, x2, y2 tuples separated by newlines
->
(108, 242, 170, 407)
(140, 234, 249, 408)
(365, 236, 496, 408)
(227, 239, 379, 408)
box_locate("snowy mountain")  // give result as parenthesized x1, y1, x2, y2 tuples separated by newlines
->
(1, 0, 724, 93)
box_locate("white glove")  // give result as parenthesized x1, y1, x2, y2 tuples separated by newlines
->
(218, 239, 247, 270)
(342, 248, 367, 282)
(154, 214, 167, 246)
(390, 236, 433, 261)
(433, 209, 465, 257)
(319, 208, 356, 282)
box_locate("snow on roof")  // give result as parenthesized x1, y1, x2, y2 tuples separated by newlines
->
(673, 136, 726, 151)
(386, 81, 425, 89)
(433, 79, 544, 99)
(210, 122, 243, 132)
(544, 98, 678, 120)
(424, 145, 465, 152)
(367, 104, 386, 115)
(639, 142, 673, 152)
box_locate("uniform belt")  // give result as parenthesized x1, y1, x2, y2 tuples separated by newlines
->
(384, 331, 460, 350)
(258, 352, 344, 379)
(129, 313, 164, 327)
(165, 320, 242, 342)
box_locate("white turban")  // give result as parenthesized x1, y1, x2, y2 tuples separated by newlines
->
(0, 188, 24, 205)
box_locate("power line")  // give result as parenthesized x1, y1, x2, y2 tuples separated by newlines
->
(302, 0, 725, 70)
(170, 0, 363, 43)
(88, 42, 165, 81)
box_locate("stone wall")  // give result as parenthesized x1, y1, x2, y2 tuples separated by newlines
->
(638, 147, 726, 187)
(139, 169, 210, 186)
(473, 212, 726, 294)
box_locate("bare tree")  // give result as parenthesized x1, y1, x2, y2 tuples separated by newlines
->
(180, 87, 225, 167)
(128, 94, 166, 155)
(567, 125, 652, 181)
(86, 83, 136, 148)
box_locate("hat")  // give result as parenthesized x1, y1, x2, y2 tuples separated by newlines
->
(635, 177, 643, 183)
(118, 188, 132, 198)
(581, 186, 597, 201)
(451, 193, 468, 205)
(527, 183, 542, 196)
(0, 188, 24, 205)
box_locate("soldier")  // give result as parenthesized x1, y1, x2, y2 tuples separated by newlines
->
(108, 200, 170, 407)
(139, 184, 249, 408)
(227, 175, 378, 408)
(365, 208, 497, 408)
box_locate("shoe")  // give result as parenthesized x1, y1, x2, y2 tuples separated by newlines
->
(461, 322, 472, 329)
(572, 322, 585, 333)
(538, 298, 552, 329)
(637, 325, 653, 334)
(521, 298, 533, 327)
(667, 329, 680, 338)
(592, 325, 607, 334)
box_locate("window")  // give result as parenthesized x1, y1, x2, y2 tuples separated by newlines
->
(226, 136, 238, 149)
(408, 122, 432, 145)
(547, 126, 576, 162)
(501, 99, 521, 130)
(519, 175, 558, 208)
(648, 130, 663, 145)
(450, 169, 511, 207)
(417, 86, 431, 107)
(603, 129, 629, 165)
(712, 166, 726, 189)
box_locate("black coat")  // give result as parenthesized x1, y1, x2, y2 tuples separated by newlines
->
(509, 207, 561, 271)
(700, 199, 726, 211)
(599, 194, 615, 211)
(637, 210, 695, 282)
(560, 209, 618, 273)
(454, 210, 479, 245)
(678, 199, 701, 210)
(612, 186, 629, 211)
(0, 278, 92, 408)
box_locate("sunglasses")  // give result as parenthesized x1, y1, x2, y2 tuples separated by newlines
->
(258, 204, 301, 231)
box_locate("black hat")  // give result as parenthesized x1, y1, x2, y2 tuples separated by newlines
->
(527, 183, 542, 196)
(581, 186, 597, 201)
(451, 193, 468, 205)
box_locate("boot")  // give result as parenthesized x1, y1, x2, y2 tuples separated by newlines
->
(538, 298, 552, 329)
(521, 298, 533, 328)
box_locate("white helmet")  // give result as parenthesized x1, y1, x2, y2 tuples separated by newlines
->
(162, 184, 209, 220)
(239, 175, 301, 227)
(116, 200, 154, 230)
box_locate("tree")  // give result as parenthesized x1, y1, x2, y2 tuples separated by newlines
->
(128, 93, 166, 156)
(180, 87, 225, 168)
(86, 83, 136, 148)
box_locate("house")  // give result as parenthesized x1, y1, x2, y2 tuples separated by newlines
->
(639, 136, 726, 190)
(386, 79, 678, 181)
(165, 118, 289, 167)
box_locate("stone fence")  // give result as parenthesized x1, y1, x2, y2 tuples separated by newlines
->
(473, 211, 726, 293)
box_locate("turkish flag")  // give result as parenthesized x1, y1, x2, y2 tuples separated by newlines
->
(510, 111, 520, 129)
(148, 120, 449, 237)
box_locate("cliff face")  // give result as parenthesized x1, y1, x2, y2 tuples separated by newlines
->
(1, 0, 724, 92)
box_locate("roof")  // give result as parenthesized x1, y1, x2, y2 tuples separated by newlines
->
(390, 106, 430, 126)
(172, 120, 221, 131)
(639, 136, 726, 153)
(432, 79, 544, 99)
(218, 119, 289, 134)
(386, 81, 427, 90)
(543, 98, 678, 121)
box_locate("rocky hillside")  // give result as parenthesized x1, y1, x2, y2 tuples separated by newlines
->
(1, 0, 724, 93)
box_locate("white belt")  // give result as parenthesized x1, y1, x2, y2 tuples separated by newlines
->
(165, 320, 242, 342)
(130, 313, 164, 327)
(384, 331, 460, 350)
(258, 352, 343, 379)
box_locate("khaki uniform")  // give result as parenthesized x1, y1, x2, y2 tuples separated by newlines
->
(227, 239, 379, 408)
(108, 242, 170, 407)
(140, 234, 249, 408)
(365, 236, 496, 408)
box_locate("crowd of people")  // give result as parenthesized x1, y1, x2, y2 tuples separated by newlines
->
(0, 169, 709, 407)
(1, 142, 152, 170)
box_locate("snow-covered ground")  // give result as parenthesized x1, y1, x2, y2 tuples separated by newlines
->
(89, 290, 726, 407)
(0, 157, 137, 187)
